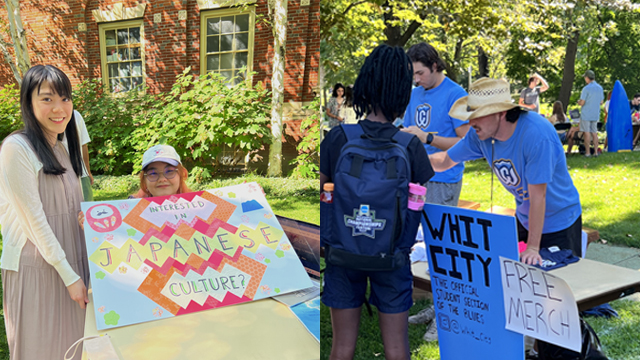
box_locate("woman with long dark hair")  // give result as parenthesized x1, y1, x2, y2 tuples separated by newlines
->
(325, 83, 345, 128)
(0, 65, 89, 360)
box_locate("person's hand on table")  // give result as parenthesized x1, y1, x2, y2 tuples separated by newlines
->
(520, 247, 542, 265)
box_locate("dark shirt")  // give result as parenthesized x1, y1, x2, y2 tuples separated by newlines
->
(320, 120, 434, 185)
(520, 87, 541, 113)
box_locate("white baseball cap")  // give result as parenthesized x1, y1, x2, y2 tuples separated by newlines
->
(141, 144, 181, 170)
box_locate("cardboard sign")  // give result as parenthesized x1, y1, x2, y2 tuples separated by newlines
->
(500, 257, 581, 352)
(82, 182, 313, 330)
(422, 204, 523, 360)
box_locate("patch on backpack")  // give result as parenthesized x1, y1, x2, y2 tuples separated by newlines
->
(344, 204, 386, 238)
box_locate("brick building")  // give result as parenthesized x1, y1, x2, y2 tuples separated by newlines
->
(0, 0, 319, 174)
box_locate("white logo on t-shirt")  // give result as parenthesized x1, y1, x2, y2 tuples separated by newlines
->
(493, 159, 521, 187)
(415, 104, 431, 129)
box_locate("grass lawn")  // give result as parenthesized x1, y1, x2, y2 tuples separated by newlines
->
(0, 175, 318, 359)
(321, 150, 640, 360)
(459, 151, 640, 247)
(321, 297, 640, 360)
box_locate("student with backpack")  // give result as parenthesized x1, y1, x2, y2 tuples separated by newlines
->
(320, 44, 434, 360)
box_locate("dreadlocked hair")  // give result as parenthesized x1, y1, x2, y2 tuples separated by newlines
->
(352, 44, 413, 122)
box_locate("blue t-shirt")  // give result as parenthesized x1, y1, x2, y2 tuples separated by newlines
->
(580, 81, 604, 121)
(448, 111, 581, 233)
(403, 77, 468, 183)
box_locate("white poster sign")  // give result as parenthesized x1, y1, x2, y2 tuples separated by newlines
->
(500, 257, 581, 352)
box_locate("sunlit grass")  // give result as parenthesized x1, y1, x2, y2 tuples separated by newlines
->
(459, 151, 640, 247)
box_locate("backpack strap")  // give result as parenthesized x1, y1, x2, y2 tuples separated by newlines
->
(387, 130, 416, 179)
(341, 124, 366, 178)
(391, 129, 415, 149)
(341, 123, 365, 141)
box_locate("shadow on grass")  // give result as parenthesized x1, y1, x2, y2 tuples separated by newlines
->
(587, 299, 640, 359)
(589, 206, 640, 248)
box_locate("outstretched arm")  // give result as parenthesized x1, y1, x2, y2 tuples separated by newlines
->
(428, 151, 458, 173)
(401, 124, 470, 151)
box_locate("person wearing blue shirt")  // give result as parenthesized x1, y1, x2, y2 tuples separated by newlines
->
(399, 42, 469, 343)
(430, 78, 582, 266)
(578, 70, 604, 157)
(401, 43, 469, 207)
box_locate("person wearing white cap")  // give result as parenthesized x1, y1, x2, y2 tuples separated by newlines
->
(134, 144, 192, 198)
(79, 144, 193, 231)
(429, 78, 583, 266)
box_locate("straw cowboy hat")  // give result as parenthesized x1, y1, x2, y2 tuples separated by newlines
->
(449, 78, 523, 121)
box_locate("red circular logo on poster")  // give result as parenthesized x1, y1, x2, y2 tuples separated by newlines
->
(86, 204, 123, 233)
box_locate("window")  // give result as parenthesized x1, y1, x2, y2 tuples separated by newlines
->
(200, 7, 255, 84)
(99, 20, 145, 93)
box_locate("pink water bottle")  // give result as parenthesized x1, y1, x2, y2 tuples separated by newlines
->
(408, 183, 426, 211)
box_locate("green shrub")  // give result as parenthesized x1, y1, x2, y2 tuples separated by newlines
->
(130, 69, 272, 181)
(0, 84, 21, 141)
(73, 79, 160, 176)
(92, 174, 140, 200)
(289, 97, 320, 179)
(3, 71, 272, 179)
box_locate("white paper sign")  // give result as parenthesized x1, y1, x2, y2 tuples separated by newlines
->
(499, 256, 581, 352)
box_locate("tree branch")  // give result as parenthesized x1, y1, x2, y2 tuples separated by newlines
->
(321, 0, 368, 39)
(397, 20, 421, 47)
(342, 0, 367, 16)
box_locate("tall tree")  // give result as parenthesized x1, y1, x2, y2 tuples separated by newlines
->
(538, 0, 636, 108)
(0, 0, 30, 86)
(267, 0, 287, 177)
(321, 0, 513, 87)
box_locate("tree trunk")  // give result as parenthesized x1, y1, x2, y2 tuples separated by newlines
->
(477, 46, 489, 78)
(267, 0, 287, 177)
(382, 1, 402, 46)
(382, 1, 422, 47)
(4, 0, 30, 84)
(559, 30, 580, 113)
(444, 39, 463, 83)
(0, 39, 21, 86)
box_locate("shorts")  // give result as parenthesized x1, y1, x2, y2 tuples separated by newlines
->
(517, 215, 582, 257)
(321, 263, 413, 314)
(558, 132, 567, 143)
(580, 120, 597, 133)
(426, 180, 463, 207)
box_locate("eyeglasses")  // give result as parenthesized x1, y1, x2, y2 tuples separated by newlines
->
(144, 168, 178, 182)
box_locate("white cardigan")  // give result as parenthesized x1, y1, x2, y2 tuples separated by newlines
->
(0, 134, 80, 286)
